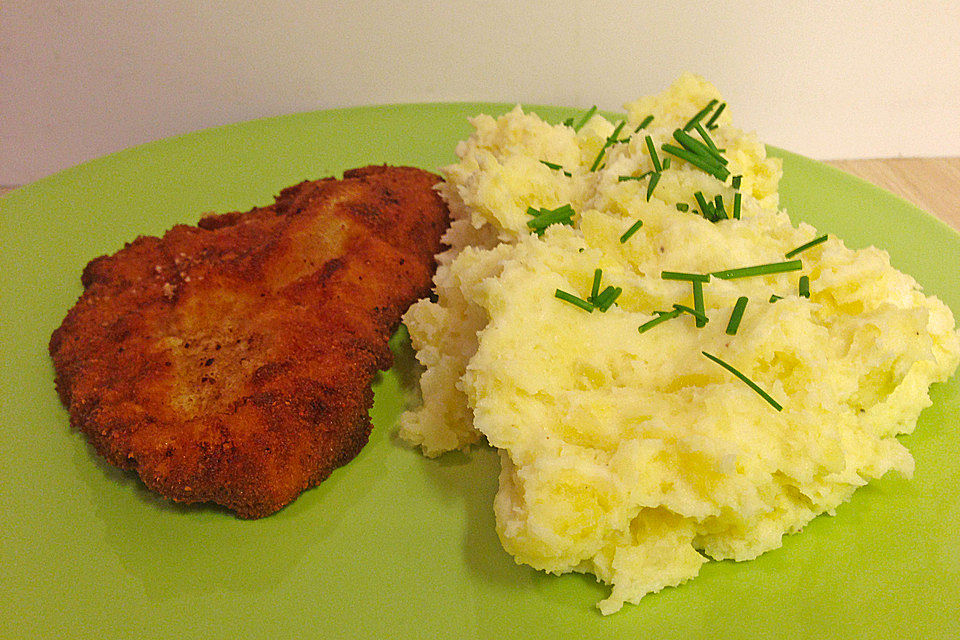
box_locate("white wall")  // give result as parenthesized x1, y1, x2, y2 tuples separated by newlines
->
(3, 1, 959, 185)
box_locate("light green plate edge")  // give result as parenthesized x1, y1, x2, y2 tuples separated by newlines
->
(2, 103, 958, 639)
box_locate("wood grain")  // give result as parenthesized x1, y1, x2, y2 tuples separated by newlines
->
(4, 158, 959, 232)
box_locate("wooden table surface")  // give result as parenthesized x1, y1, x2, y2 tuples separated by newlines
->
(3, 158, 958, 233)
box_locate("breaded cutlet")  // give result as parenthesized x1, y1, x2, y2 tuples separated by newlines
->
(49, 165, 448, 518)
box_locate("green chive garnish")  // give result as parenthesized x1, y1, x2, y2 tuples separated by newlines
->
(702, 351, 783, 411)
(540, 160, 572, 176)
(644, 135, 662, 172)
(662, 143, 722, 169)
(555, 289, 594, 312)
(732, 175, 743, 221)
(526, 212, 571, 231)
(635, 115, 654, 131)
(705, 102, 726, 129)
(526, 204, 576, 235)
(672, 129, 728, 166)
(726, 296, 748, 335)
(676, 202, 690, 212)
(713, 194, 727, 220)
(618, 171, 653, 182)
(673, 303, 709, 325)
(638, 308, 682, 333)
(769, 294, 783, 303)
(620, 218, 644, 243)
(785, 234, 829, 258)
(695, 123, 719, 153)
(661, 271, 710, 282)
(694, 191, 714, 220)
(646, 171, 661, 201)
(799, 275, 810, 298)
(661, 144, 731, 181)
(590, 120, 626, 171)
(590, 268, 603, 301)
(692, 279, 707, 327)
(563, 269, 624, 312)
(712, 259, 803, 280)
(573, 105, 597, 131)
(594, 286, 622, 312)
(683, 99, 718, 131)
(662, 157, 671, 170)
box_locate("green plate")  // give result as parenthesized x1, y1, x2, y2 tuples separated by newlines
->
(2, 104, 958, 639)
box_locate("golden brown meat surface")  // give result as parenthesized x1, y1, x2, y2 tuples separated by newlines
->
(49, 165, 449, 518)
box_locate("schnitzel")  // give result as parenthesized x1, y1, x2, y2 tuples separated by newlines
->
(49, 165, 449, 518)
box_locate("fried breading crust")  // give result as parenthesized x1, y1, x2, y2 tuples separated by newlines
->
(49, 166, 448, 518)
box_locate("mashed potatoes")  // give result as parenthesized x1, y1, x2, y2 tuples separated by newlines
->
(399, 74, 960, 614)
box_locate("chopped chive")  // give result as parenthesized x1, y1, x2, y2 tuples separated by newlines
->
(573, 105, 597, 131)
(620, 218, 644, 243)
(694, 191, 714, 220)
(693, 190, 710, 210)
(661, 271, 710, 282)
(705, 102, 726, 129)
(676, 202, 690, 212)
(646, 171, 661, 201)
(702, 351, 782, 411)
(732, 175, 742, 189)
(733, 191, 742, 220)
(638, 308, 682, 333)
(590, 120, 626, 171)
(713, 194, 727, 220)
(662, 157, 671, 170)
(673, 128, 728, 166)
(726, 296, 749, 335)
(644, 135, 662, 172)
(526, 210, 575, 230)
(590, 268, 603, 301)
(673, 303, 709, 325)
(672, 129, 724, 164)
(562, 117, 574, 127)
(555, 289, 594, 312)
(540, 160, 572, 176)
(683, 99, 718, 131)
(712, 259, 803, 280)
(594, 286, 622, 312)
(784, 234, 829, 258)
(799, 275, 810, 298)
(661, 144, 731, 181)
(663, 143, 722, 170)
(609, 120, 627, 139)
(589, 152, 604, 173)
(635, 114, 654, 131)
(528, 204, 575, 218)
(526, 204, 575, 234)
(692, 279, 707, 327)
(769, 294, 783, 303)
(695, 123, 719, 152)
(618, 171, 653, 182)
(607, 287, 623, 311)
(593, 285, 612, 307)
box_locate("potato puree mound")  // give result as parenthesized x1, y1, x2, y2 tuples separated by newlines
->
(400, 74, 960, 614)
